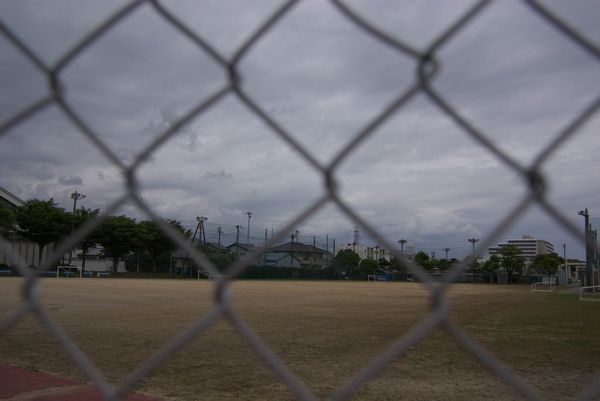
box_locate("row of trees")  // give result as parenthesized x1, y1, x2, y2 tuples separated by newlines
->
(0, 199, 192, 274)
(1, 198, 568, 280)
(333, 249, 408, 277)
(417, 246, 565, 282)
(333, 245, 565, 283)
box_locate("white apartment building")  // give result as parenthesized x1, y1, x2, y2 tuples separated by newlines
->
(488, 235, 554, 261)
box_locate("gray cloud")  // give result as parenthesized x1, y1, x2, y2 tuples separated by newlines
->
(204, 171, 233, 179)
(0, 0, 598, 259)
(58, 176, 84, 186)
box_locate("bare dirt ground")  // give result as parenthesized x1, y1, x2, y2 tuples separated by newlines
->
(0, 278, 597, 400)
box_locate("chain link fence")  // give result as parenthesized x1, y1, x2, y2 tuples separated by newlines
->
(1, 0, 599, 400)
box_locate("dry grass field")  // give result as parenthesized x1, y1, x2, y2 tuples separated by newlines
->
(0, 278, 599, 401)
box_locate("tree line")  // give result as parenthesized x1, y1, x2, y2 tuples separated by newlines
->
(0, 198, 192, 274)
(1, 198, 568, 281)
(333, 246, 566, 283)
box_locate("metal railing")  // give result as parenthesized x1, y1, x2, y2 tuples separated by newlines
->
(1, 1, 599, 400)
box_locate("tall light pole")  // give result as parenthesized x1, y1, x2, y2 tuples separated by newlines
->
(468, 238, 479, 258)
(467, 238, 479, 283)
(442, 247, 450, 260)
(246, 212, 252, 244)
(578, 209, 591, 287)
(594, 230, 598, 286)
(68, 191, 86, 265)
(398, 239, 407, 255)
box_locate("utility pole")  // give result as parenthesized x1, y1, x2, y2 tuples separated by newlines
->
(218, 226, 222, 253)
(196, 216, 208, 245)
(236, 225, 243, 258)
(326, 234, 329, 269)
(578, 209, 591, 287)
(68, 191, 86, 265)
(264, 229, 268, 265)
(246, 212, 252, 244)
(291, 231, 299, 267)
(442, 247, 450, 260)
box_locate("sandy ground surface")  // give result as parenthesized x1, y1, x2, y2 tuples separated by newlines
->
(0, 278, 597, 400)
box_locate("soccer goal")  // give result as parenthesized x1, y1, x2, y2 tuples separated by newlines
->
(368, 275, 385, 282)
(531, 281, 555, 292)
(198, 271, 227, 280)
(56, 266, 72, 278)
(580, 286, 600, 302)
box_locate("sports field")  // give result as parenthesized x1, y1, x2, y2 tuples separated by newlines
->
(0, 278, 598, 400)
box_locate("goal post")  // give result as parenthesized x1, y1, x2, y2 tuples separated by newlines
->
(580, 286, 600, 302)
(198, 271, 227, 280)
(531, 282, 554, 292)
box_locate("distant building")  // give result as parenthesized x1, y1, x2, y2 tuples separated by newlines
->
(271, 241, 327, 269)
(74, 247, 126, 272)
(261, 252, 302, 268)
(0, 186, 24, 209)
(226, 243, 260, 260)
(334, 244, 393, 262)
(0, 186, 54, 269)
(206, 242, 228, 254)
(488, 235, 555, 261)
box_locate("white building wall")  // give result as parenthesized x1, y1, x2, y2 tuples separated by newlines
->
(71, 259, 127, 272)
(1, 238, 55, 269)
(334, 244, 392, 261)
(488, 235, 555, 261)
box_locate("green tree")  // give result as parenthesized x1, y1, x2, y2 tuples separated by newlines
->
(461, 256, 480, 282)
(335, 249, 361, 278)
(389, 257, 406, 274)
(481, 254, 501, 283)
(499, 245, 525, 284)
(125, 251, 152, 272)
(530, 253, 564, 280)
(359, 258, 379, 275)
(378, 258, 391, 272)
(96, 215, 140, 274)
(436, 258, 455, 271)
(138, 219, 192, 274)
(72, 206, 100, 270)
(414, 251, 433, 270)
(14, 198, 70, 268)
(0, 202, 15, 237)
(196, 243, 235, 273)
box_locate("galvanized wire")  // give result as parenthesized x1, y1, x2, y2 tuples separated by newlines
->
(1, 0, 599, 400)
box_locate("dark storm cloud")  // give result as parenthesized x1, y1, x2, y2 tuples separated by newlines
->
(0, 0, 598, 259)
(58, 176, 84, 186)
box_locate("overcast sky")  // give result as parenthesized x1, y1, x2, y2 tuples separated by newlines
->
(1, 0, 599, 260)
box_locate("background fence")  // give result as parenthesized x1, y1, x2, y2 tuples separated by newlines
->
(1, 1, 599, 400)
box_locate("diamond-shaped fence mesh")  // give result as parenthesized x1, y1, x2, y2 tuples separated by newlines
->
(1, 0, 599, 400)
